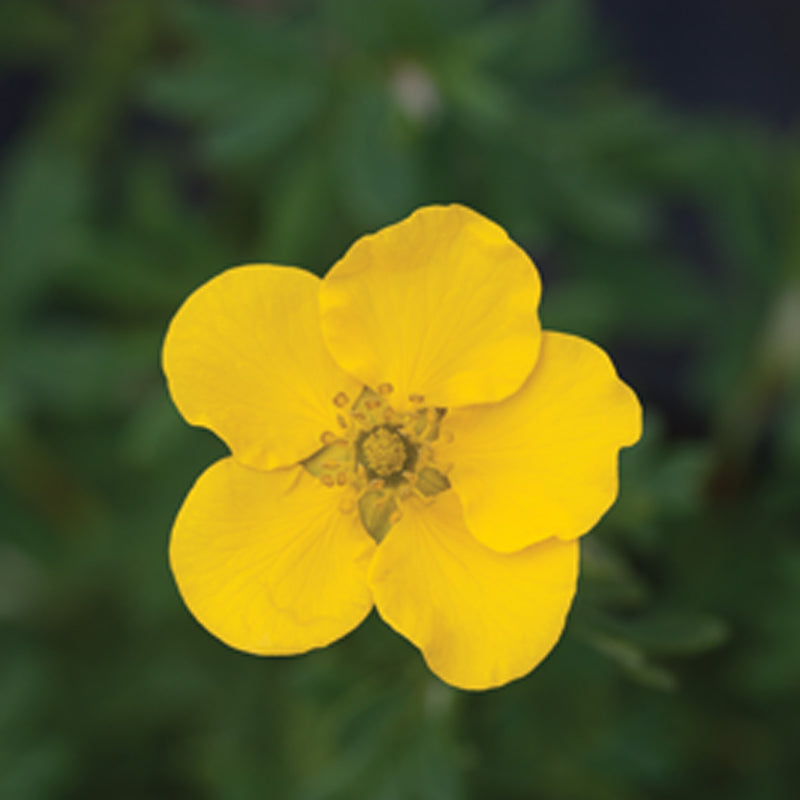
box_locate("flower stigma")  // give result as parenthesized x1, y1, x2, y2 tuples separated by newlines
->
(302, 385, 451, 541)
(357, 425, 415, 483)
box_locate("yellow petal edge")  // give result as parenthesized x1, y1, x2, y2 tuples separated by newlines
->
(440, 331, 642, 553)
(319, 204, 542, 411)
(170, 458, 376, 655)
(162, 265, 362, 471)
(369, 491, 579, 690)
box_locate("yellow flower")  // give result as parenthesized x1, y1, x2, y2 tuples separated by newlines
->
(163, 205, 641, 690)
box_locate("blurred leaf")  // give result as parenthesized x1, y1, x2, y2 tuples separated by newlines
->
(148, 66, 327, 165)
(703, 125, 783, 282)
(256, 151, 333, 266)
(10, 326, 157, 418)
(583, 630, 677, 691)
(333, 86, 421, 226)
(514, 0, 596, 76)
(201, 78, 325, 167)
(611, 415, 712, 543)
(0, 145, 89, 322)
(543, 163, 657, 244)
(119, 388, 185, 468)
(0, 0, 73, 62)
(581, 539, 649, 608)
(0, 741, 72, 800)
(0, 543, 44, 621)
(438, 57, 516, 130)
(592, 610, 730, 657)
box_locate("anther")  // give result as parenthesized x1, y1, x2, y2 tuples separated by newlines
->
(377, 383, 394, 395)
(321, 431, 338, 445)
(333, 392, 349, 408)
(409, 394, 425, 404)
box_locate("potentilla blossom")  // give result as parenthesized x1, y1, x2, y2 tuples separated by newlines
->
(163, 205, 641, 690)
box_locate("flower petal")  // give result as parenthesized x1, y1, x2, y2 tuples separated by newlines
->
(369, 491, 578, 690)
(439, 331, 642, 553)
(163, 265, 362, 471)
(170, 458, 375, 655)
(319, 205, 542, 411)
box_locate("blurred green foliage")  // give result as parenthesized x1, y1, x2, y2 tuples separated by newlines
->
(2, 0, 799, 798)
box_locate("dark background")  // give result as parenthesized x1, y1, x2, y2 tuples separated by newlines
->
(1, 1, 799, 798)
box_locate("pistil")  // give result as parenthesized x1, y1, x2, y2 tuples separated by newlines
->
(302, 386, 452, 541)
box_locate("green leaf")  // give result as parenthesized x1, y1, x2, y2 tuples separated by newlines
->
(0, 146, 89, 321)
(333, 87, 421, 227)
(591, 610, 730, 657)
(584, 631, 677, 691)
(201, 78, 326, 166)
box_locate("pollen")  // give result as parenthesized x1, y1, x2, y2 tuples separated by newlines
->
(333, 392, 349, 408)
(359, 426, 409, 478)
(409, 393, 425, 404)
(377, 383, 394, 395)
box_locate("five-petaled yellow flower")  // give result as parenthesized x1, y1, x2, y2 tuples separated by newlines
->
(163, 205, 641, 690)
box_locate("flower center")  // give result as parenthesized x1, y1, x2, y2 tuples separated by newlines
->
(303, 385, 452, 542)
(357, 425, 414, 481)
